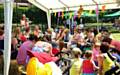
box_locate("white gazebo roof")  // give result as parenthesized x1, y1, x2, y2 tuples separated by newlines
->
(28, 0, 120, 12)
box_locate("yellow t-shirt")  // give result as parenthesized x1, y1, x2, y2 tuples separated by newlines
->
(70, 58, 83, 75)
(102, 53, 115, 75)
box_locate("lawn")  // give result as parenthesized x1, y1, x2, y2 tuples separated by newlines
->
(112, 33, 120, 41)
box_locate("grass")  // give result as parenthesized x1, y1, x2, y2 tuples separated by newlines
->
(112, 33, 120, 41)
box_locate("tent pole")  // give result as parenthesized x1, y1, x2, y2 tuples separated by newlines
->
(4, 0, 13, 75)
(47, 11, 51, 28)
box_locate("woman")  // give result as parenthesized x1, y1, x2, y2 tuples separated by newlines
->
(97, 43, 115, 75)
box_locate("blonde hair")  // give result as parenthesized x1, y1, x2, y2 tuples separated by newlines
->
(63, 28, 69, 34)
(72, 48, 82, 57)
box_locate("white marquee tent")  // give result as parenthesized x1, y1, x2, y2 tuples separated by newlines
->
(2, 0, 120, 75)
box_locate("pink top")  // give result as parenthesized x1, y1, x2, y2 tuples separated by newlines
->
(111, 40, 120, 52)
(92, 48, 99, 62)
(82, 59, 94, 73)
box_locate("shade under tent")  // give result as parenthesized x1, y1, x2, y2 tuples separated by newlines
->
(1, 0, 120, 75)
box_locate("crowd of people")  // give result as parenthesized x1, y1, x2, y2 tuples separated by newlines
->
(0, 15, 120, 75)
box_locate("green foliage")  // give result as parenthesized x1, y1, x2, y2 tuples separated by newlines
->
(25, 6, 47, 24)
(0, 5, 4, 23)
(0, 5, 47, 24)
(109, 28, 120, 33)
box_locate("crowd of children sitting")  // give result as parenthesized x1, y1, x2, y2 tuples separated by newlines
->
(0, 23, 120, 75)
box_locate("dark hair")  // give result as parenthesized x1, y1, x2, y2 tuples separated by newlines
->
(0, 29, 4, 36)
(100, 43, 109, 53)
(85, 50, 92, 59)
(29, 34, 39, 41)
(102, 37, 112, 44)
(25, 27, 30, 32)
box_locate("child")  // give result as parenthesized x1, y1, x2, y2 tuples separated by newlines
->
(70, 48, 83, 75)
(80, 50, 99, 75)
(92, 42, 101, 65)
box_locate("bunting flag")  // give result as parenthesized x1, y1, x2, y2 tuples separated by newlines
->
(92, 0, 99, 16)
(58, 12, 61, 17)
(102, 5, 106, 12)
(73, 15, 77, 20)
(89, 10, 93, 15)
(69, 12, 73, 19)
(65, 12, 68, 19)
(96, 5, 99, 16)
(54, 12, 57, 17)
(62, 12, 64, 19)
(78, 5, 83, 18)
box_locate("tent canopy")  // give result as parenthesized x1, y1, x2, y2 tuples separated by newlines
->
(28, 0, 120, 13)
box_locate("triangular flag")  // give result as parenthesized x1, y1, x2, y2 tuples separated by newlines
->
(62, 12, 64, 19)
(102, 5, 106, 12)
(69, 12, 73, 19)
(58, 12, 61, 17)
(65, 12, 68, 19)
(96, 6, 99, 16)
(54, 12, 56, 17)
(89, 10, 93, 15)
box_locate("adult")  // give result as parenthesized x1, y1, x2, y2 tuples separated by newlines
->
(20, 14, 29, 31)
(0, 29, 4, 55)
(33, 25, 43, 38)
(102, 37, 120, 54)
(17, 34, 38, 65)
